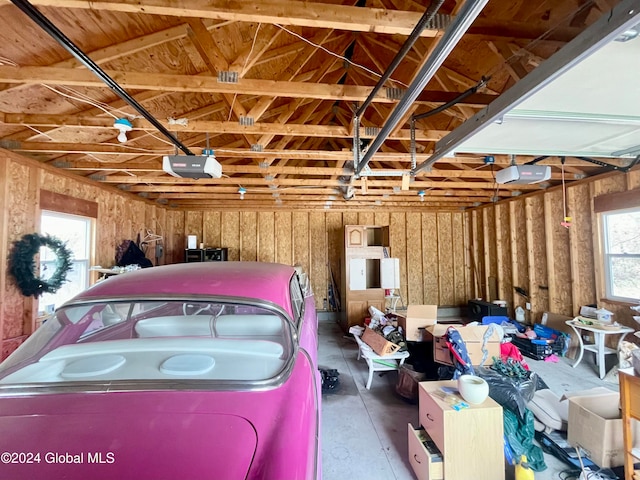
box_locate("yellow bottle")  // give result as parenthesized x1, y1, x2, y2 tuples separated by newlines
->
(515, 455, 535, 480)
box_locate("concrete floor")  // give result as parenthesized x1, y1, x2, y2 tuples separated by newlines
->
(318, 316, 620, 480)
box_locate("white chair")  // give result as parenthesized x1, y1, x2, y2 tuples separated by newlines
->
(353, 333, 409, 389)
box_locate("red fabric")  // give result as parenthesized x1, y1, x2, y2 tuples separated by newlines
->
(500, 342, 530, 370)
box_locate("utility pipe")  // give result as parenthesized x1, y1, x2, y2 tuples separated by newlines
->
(354, 0, 489, 176)
(11, 0, 195, 156)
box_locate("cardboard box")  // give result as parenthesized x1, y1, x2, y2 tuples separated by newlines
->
(427, 324, 501, 366)
(396, 305, 438, 341)
(567, 391, 638, 468)
(361, 327, 400, 356)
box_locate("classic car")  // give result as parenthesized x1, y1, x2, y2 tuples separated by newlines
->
(0, 262, 320, 480)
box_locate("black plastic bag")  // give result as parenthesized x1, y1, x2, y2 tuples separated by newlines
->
(476, 366, 539, 419)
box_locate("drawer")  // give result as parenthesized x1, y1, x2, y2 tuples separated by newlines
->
(419, 386, 445, 454)
(407, 424, 444, 480)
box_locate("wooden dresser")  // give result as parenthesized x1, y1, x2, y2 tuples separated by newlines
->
(409, 380, 505, 480)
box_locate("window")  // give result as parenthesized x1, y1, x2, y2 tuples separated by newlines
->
(602, 207, 640, 302)
(39, 211, 93, 312)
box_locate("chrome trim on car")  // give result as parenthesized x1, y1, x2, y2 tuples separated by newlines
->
(299, 348, 320, 480)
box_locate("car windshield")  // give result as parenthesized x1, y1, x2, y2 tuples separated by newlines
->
(0, 299, 295, 388)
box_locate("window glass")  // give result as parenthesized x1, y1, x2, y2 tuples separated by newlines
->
(39, 211, 93, 312)
(603, 208, 640, 301)
(0, 300, 294, 386)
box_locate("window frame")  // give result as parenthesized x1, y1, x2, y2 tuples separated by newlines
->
(600, 206, 640, 303)
(39, 209, 95, 313)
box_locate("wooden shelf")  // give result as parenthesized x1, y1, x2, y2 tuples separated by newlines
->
(341, 225, 389, 331)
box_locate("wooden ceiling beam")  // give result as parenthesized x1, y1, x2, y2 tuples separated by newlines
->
(0, 111, 448, 144)
(149, 192, 493, 203)
(25, 0, 444, 37)
(24, 0, 584, 43)
(96, 175, 542, 190)
(0, 66, 498, 106)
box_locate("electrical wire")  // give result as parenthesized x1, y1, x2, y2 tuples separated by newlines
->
(483, 0, 600, 81)
(228, 23, 262, 122)
(24, 125, 55, 141)
(41, 84, 119, 119)
(274, 23, 408, 88)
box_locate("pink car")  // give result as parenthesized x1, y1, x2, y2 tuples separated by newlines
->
(0, 262, 321, 480)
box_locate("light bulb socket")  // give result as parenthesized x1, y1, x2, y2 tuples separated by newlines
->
(114, 118, 132, 143)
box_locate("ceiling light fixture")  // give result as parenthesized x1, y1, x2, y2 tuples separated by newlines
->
(418, 190, 425, 202)
(114, 118, 132, 143)
(238, 186, 246, 200)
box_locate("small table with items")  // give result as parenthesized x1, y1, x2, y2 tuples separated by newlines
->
(565, 319, 634, 379)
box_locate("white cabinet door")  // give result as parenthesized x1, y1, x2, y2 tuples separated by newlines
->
(380, 258, 400, 289)
(349, 258, 367, 290)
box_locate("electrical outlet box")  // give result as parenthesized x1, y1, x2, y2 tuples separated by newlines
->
(526, 302, 531, 310)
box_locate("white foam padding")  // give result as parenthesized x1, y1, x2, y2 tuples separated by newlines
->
(135, 315, 214, 337)
(528, 389, 569, 432)
(214, 314, 283, 336)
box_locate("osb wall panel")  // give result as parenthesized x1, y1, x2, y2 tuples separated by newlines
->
(358, 212, 375, 225)
(275, 212, 292, 265)
(482, 208, 498, 301)
(525, 196, 549, 318)
(309, 212, 327, 302)
(628, 169, 640, 189)
(421, 213, 439, 304)
(257, 212, 275, 263)
(0, 159, 8, 355)
(3, 161, 33, 341)
(591, 174, 629, 197)
(451, 214, 467, 306)
(470, 210, 485, 299)
(544, 190, 572, 316)
(326, 212, 343, 302)
(292, 212, 310, 288)
(437, 213, 454, 306)
(220, 212, 240, 261)
(203, 212, 222, 248)
(166, 210, 185, 264)
(568, 183, 596, 314)
(509, 201, 529, 315)
(240, 212, 258, 261)
(390, 213, 408, 303)
(342, 211, 358, 226)
(405, 212, 423, 305)
(374, 212, 390, 227)
(494, 203, 513, 309)
(185, 211, 204, 246)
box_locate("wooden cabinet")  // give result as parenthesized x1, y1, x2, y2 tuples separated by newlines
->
(620, 368, 640, 480)
(341, 225, 389, 331)
(414, 380, 505, 480)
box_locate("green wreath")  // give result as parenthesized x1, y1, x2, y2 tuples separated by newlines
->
(8, 233, 73, 298)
